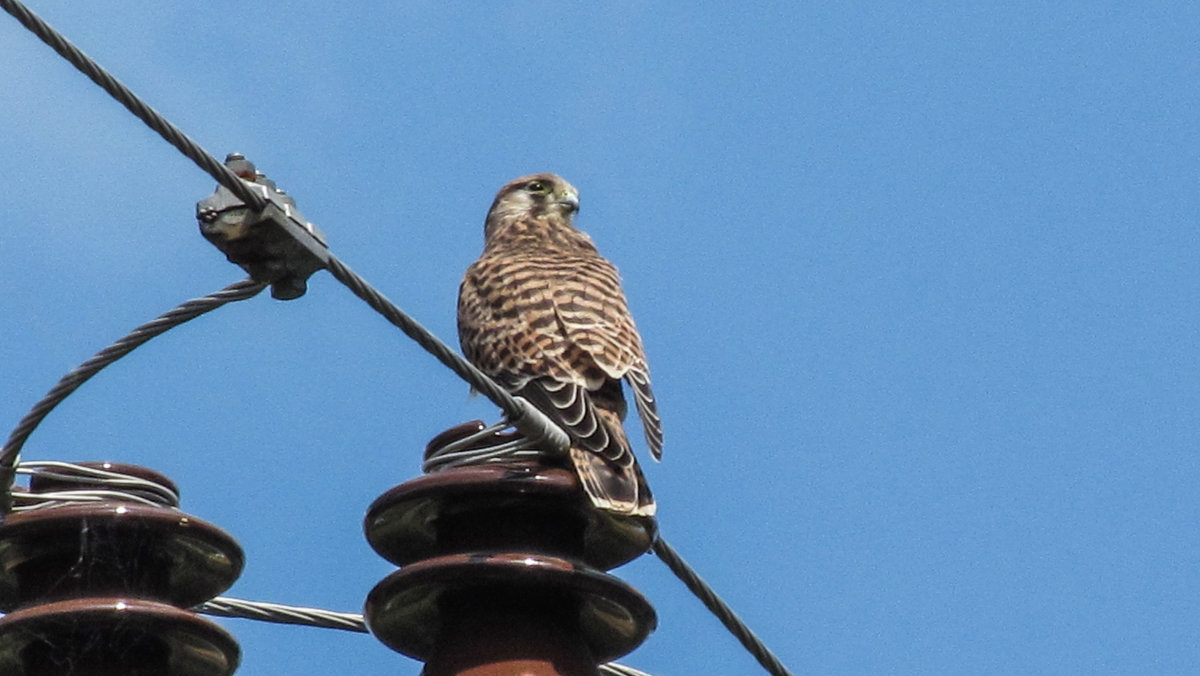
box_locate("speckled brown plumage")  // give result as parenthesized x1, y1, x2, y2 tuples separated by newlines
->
(458, 173, 662, 516)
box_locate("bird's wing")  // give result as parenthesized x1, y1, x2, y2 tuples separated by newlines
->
(458, 254, 631, 463)
(548, 255, 664, 459)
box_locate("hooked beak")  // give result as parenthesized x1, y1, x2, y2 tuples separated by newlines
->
(556, 192, 580, 214)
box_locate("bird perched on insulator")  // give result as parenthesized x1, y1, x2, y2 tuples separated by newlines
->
(457, 173, 663, 516)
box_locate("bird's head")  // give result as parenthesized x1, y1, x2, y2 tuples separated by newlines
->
(485, 173, 580, 238)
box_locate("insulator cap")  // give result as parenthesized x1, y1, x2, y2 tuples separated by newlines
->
(0, 598, 239, 676)
(0, 503, 243, 611)
(365, 552, 656, 664)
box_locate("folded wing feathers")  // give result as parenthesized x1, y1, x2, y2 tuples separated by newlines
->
(625, 363, 663, 460)
(520, 378, 632, 464)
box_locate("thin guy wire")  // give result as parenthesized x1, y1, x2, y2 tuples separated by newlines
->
(0, 0, 266, 210)
(0, 279, 267, 512)
(653, 538, 795, 676)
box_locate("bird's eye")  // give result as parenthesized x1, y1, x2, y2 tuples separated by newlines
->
(527, 181, 547, 193)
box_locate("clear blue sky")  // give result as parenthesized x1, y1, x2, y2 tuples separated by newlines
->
(2, 2, 1198, 674)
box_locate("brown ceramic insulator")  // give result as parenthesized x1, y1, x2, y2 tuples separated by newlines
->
(364, 552, 656, 666)
(425, 587, 598, 676)
(0, 597, 239, 676)
(27, 461, 180, 505)
(0, 502, 243, 611)
(369, 425, 657, 571)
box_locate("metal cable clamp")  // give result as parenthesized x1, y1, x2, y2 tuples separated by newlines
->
(196, 153, 329, 300)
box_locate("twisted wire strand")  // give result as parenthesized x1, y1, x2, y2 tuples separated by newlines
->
(652, 539, 795, 676)
(13, 490, 163, 510)
(422, 420, 546, 472)
(0, 0, 266, 210)
(17, 460, 180, 503)
(198, 597, 367, 633)
(13, 460, 181, 510)
(601, 665, 657, 676)
(0, 278, 267, 512)
(323, 255, 569, 453)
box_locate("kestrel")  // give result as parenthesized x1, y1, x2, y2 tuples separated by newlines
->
(458, 173, 662, 516)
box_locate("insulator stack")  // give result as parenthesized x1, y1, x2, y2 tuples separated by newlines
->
(363, 422, 658, 676)
(0, 462, 243, 675)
